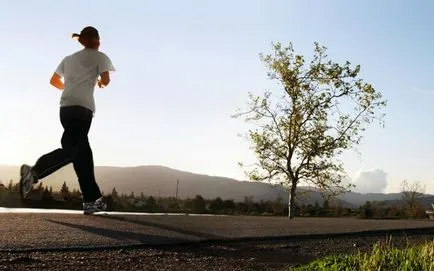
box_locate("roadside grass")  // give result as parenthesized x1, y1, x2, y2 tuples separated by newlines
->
(292, 237, 434, 271)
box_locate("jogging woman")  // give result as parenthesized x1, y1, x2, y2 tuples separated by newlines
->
(19, 26, 115, 214)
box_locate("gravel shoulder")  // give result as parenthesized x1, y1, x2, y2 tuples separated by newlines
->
(1, 228, 433, 271)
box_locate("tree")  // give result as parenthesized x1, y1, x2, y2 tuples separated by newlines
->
(359, 201, 374, 219)
(183, 198, 193, 210)
(60, 181, 70, 200)
(243, 195, 254, 213)
(111, 187, 119, 200)
(7, 180, 13, 191)
(209, 197, 225, 213)
(146, 196, 157, 209)
(168, 200, 180, 210)
(42, 186, 53, 201)
(192, 195, 207, 213)
(321, 199, 330, 216)
(71, 188, 82, 199)
(401, 180, 425, 208)
(323, 199, 329, 209)
(233, 42, 386, 219)
(223, 199, 236, 213)
(332, 202, 343, 217)
(129, 191, 135, 199)
(36, 182, 43, 192)
(401, 180, 426, 218)
(272, 196, 285, 216)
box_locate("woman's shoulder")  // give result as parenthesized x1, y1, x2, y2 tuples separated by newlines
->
(96, 50, 111, 59)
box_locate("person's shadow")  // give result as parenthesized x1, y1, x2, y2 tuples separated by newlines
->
(99, 215, 221, 239)
(46, 219, 191, 245)
(46, 215, 221, 246)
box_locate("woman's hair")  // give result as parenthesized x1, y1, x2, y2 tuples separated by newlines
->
(72, 26, 100, 49)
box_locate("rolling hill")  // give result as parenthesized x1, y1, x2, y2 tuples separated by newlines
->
(0, 165, 432, 208)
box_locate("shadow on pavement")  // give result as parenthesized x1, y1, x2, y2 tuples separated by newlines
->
(98, 215, 222, 240)
(46, 219, 188, 244)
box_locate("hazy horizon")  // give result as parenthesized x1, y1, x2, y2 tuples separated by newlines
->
(1, 1, 433, 194)
(0, 164, 431, 197)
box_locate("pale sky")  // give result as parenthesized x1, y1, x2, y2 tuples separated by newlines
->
(0, 0, 433, 194)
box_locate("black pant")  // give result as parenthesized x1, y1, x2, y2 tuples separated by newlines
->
(32, 106, 102, 202)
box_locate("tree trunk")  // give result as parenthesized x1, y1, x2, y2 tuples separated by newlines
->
(288, 182, 297, 219)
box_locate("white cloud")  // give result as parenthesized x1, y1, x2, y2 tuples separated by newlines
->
(352, 169, 388, 193)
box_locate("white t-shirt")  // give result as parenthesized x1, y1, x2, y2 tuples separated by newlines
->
(55, 48, 115, 113)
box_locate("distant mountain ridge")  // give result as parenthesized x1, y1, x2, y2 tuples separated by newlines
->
(0, 165, 432, 207)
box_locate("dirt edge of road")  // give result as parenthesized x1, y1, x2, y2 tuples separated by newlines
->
(1, 227, 433, 271)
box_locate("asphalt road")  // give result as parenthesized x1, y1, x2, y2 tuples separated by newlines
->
(0, 209, 433, 252)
